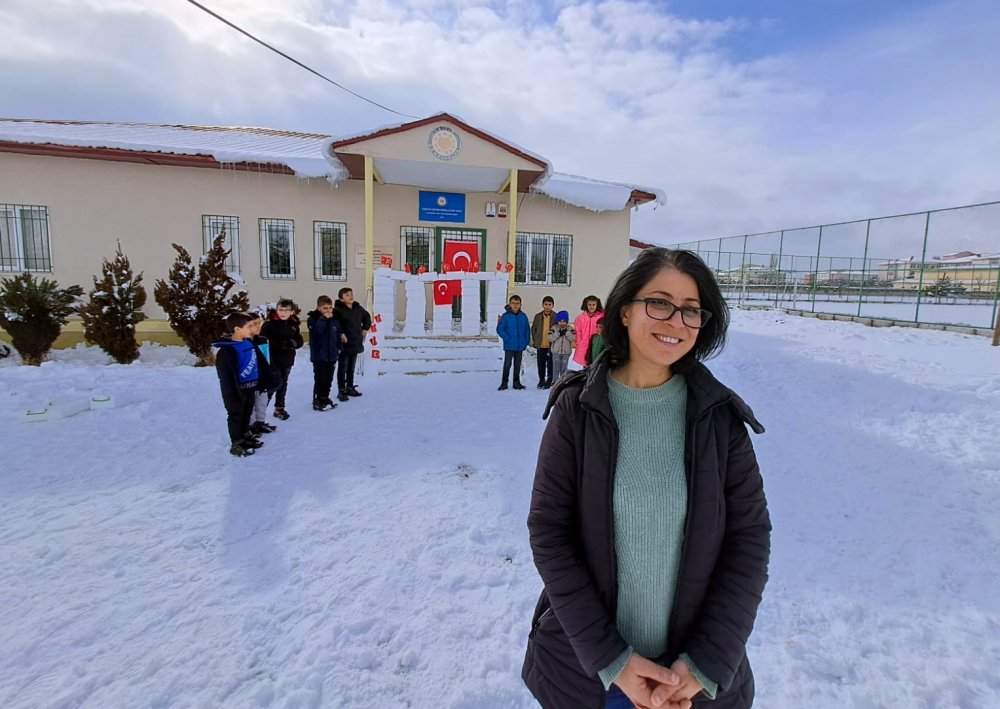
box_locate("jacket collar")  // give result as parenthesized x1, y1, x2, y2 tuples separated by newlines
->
(543, 355, 764, 434)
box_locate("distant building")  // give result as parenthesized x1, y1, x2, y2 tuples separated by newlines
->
(879, 252, 1000, 291)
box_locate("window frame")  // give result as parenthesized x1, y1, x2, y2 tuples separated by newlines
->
(400, 225, 434, 272)
(0, 203, 53, 273)
(314, 220, 348, 281)
(259, 218, 296, 280)
(202, 215, 240, 274)
(514, 231, 573, 286)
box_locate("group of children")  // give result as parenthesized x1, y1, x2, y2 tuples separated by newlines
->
(495, 294, 606, 391)
(214, 288, 371, 457)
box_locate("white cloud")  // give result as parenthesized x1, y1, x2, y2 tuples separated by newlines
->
(1, 0, 998, 251)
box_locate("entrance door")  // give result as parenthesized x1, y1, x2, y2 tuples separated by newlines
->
(435, 227, 487, 322)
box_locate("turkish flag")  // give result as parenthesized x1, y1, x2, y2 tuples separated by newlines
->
(433, 279, 461, 305)
(443, 241, 479, 272)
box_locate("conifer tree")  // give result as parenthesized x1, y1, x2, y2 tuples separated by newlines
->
(78, 242, 147, 364)
(0, 273, 84, 365)
(153, 230, 250, 366)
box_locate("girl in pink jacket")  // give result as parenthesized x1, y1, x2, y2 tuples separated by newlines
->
(572, 295, 604, 366)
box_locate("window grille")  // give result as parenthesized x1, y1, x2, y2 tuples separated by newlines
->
(0, 204, 52, 272)
(515, 232, 573, 286)
(202, 215, 240, 273)
(314, 221, 347, 280)
(259, 218, 295, 279)
(401, 226, 433, 272)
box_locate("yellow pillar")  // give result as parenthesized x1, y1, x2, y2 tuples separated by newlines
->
(507, 168, 518, 296)
(364, 155, 375, 294)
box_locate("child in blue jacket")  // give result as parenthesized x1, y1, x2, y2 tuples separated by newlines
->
(306, 295, 342, 411)
(496, 294, 531, 390)
(214, 311, 264, 457)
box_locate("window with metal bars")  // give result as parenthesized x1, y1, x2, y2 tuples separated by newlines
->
(514, 232, 572, 286)
(202, 215, 240, 273)
(259, 218, 295, 279)
(401, 226, 433, 272)
(0, 204, 52, 272)
(314, 221, 347, 280)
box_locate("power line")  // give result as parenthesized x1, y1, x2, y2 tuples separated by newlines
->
(182, 0, 419, 119)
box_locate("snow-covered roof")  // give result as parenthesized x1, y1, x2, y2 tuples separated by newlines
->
(0, 119, 347, 182)
(532, 172, 666, 212)
(0, 116, 665, 211)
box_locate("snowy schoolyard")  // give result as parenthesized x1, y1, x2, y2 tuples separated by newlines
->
(2, 309, 999, 708)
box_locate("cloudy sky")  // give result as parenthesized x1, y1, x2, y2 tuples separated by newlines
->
(2, 0, 998, 246)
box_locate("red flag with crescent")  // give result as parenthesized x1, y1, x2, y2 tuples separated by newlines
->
(437, 241, 480, 304)
(443, 241, 479, 273)
(433, 279, 462, 305)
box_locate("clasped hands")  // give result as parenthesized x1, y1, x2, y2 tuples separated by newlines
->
(614, 653, 703, 709)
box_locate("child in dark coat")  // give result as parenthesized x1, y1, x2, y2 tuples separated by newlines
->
(585, 315, 606, 365)
(260, 298, 303, 420)
(333, 287, 372, 401)
(306, 295, 341, 411)
(496, 294, 531, 390)
(214, 311, 265, 457)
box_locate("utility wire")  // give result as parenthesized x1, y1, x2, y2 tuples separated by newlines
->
(182, 0, 419, 119)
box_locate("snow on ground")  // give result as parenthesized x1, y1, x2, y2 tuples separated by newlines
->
(1, 310, 999, 708)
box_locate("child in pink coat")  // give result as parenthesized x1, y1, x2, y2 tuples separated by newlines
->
(572, 295, 604, 367)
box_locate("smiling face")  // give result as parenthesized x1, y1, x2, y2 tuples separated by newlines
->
(276, 306, 293, 320)
(586, 299, 598, 314)
(620, 267, 700, 378)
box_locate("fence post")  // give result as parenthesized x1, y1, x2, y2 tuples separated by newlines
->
(913, 211, 932, 323)
(739, 235, 748, 306)
(857, 219, 872, 318)
(776, 230, 785, 308)
(811, 226, 823, 312)
(990, 263, 1000, 345)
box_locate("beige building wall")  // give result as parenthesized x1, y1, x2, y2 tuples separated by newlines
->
(0, 152, 631, 344)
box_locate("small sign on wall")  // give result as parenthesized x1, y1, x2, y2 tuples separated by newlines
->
(355, 246, 396, 269)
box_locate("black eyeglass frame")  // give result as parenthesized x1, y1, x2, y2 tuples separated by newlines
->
(630, 297, 712, 328)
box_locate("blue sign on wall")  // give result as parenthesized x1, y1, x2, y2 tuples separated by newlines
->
(419, 191, 466, 223)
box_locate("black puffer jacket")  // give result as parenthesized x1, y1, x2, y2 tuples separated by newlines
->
(522, 358, 770, 709)
(334, 300, 372, 355)
(260, 313, 303, 369)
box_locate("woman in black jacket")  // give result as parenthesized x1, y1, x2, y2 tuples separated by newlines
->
(523, 248, 770, 709)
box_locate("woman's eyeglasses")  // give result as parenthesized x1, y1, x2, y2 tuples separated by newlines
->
(630, 298, 712, 328)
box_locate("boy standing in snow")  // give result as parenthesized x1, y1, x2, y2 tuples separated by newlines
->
(496, 294, 530, 391)
(214, 311, 265, 457)
(530, 296, 556, 389)
(333, 287, 372, 402)
(307, 295, 341, 411)
(261, 298, 303, 420)
(248, 312, 279, 435)
(548, 310, 576, 382)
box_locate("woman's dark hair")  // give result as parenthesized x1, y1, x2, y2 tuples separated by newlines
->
(580, 295, 604, 312)
(603, 248, 729, 370)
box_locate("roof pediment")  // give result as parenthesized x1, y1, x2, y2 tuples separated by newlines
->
(329, 113, 549, 192)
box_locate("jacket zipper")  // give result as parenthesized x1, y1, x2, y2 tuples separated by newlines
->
(666, 398, 730, 648)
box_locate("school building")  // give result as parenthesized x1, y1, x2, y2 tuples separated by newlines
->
(0, 113, 663, 349)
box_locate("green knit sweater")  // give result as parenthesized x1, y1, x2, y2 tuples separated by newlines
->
(597, 371, 718, 699)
